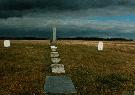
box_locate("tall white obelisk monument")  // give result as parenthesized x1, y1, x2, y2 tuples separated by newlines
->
(53, 27, 56, 42)
(51, 27, 57, 45)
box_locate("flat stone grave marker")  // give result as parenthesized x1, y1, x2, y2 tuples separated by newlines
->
(98, 41, 103, 51)
(4, 40, 10, 47)
(122, 91, 135, 95)
(50, 46, 57, 51)
(50, 46, 57, 49)
(51, 58, 61, 64)
(51, 52, 59, 58)
(51, 48, 57, 52)
(44, 76, 76, 94)
(51, 64, 65, 73)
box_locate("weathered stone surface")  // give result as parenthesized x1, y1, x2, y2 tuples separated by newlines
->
(44, 76, 77, 94)
(50, 46, 57, 49)
(51, 58, 61, 64)
(51, 52, 59, 58)
(51, 48, 57, 52)
(122, 91, 134, 95)
(51, 64, 65, 73)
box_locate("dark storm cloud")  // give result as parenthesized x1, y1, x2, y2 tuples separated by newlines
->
(0, 0, 135, 18)
(0, 0, 135, 11)
(0, 0, 135, 39)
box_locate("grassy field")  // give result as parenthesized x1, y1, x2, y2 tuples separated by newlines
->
(0, 40, 135, 95)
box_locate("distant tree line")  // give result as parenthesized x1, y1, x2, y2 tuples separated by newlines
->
(0, 37, 133, 41)
(0, 37, 47, 40)
(57, 37, 133, 41)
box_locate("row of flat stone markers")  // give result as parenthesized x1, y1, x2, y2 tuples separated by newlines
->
(44, 45, 77, 94)
(3, 40, 104, 51)
(44, 27, 77, 95)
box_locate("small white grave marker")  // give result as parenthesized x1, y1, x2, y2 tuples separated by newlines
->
(51, 58, 61, 64)
(51, 48, 57, 52)
(4, 40, 10, 47)
(50, 46, 57, 51)
(51, 52, 59, 58)
(51, 64, 65, 73)
(50, 46, 57, 49)
(98, 41, 103, 51)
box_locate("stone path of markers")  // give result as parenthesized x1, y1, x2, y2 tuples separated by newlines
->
(44, 44, 77, 95)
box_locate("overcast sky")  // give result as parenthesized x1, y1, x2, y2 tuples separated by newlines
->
(0, 0, 135, 10)
(0, 0, 135, 38)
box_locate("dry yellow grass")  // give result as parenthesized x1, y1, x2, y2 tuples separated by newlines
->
(0, 40, 51, 95)
(0, 40, 135, 95)
(57, 40, 135, 95)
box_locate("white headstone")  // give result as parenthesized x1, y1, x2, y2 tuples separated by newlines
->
(4, 40, 10, 47)
(51, 64, 65, 73)
(98, 41, 103, 51)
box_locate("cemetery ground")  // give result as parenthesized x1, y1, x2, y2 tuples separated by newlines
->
(0, 40, 135, 95)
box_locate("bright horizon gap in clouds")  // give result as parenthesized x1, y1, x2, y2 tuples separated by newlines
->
(0, 14, 135, 33)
